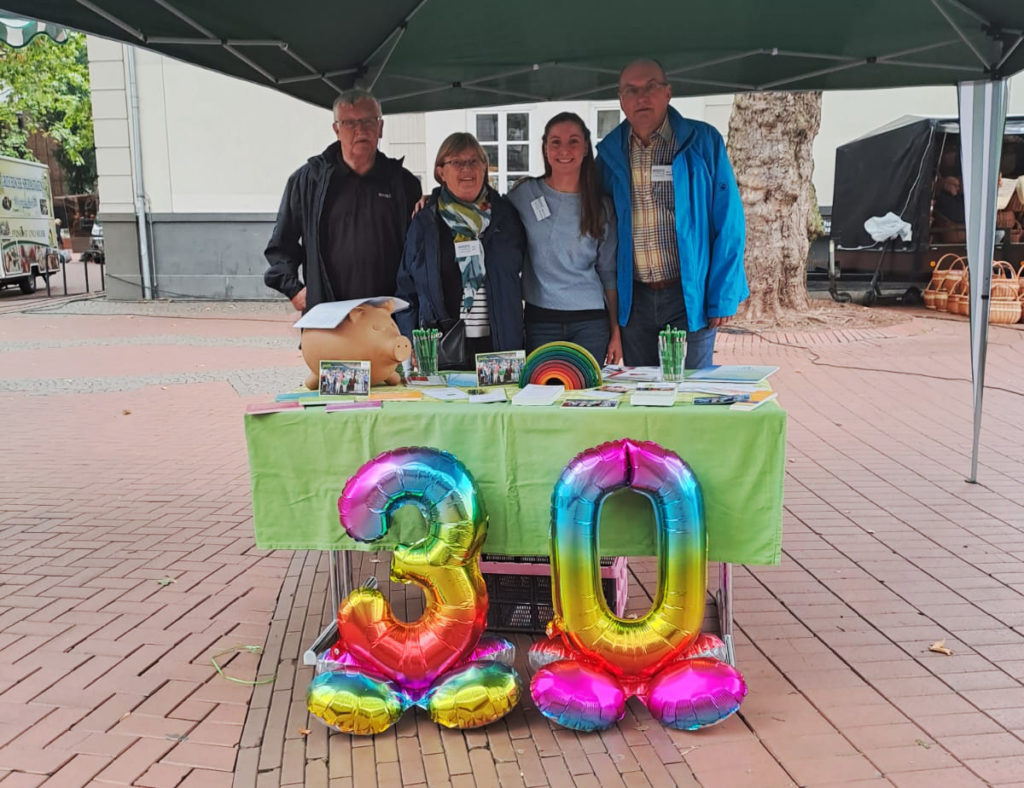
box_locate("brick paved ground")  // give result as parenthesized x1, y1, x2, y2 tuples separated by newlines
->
(1, 299, 1023, 787)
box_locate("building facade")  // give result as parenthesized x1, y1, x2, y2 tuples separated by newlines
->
(88, 37, 1024, 300)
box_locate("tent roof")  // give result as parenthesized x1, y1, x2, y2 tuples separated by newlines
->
(2, 1, 1023, 112)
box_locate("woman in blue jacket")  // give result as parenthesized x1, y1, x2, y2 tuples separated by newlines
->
(395, 132, 525, 366)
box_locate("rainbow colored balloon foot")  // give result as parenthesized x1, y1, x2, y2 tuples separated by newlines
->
(310, 635, 521, 734)
(529, 633, 745, 732)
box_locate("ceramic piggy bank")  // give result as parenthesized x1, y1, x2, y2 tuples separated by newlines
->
(301, 300, 411, 389)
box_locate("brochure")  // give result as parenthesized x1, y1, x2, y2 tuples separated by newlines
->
(325, 400, 383, 412)
(274, 390, 321, 402)
(293, 297, 409, 329)
(446, 373, 478, 388)
(406, 374, 446, 387)
(676, 381, 767, 395)
(246, 401, 303, 415)
(368, 389, 423, 401)
(561, 398, 619, 409)
(602, 365, 662, 382)
(685, 365, 779, 383)
(730, 391, 779, 411)
(467, 388, 508, 404)
(512, 384, 564, 406)
(422, 387, 470, 401)
(630, 383, 677, 407)
(573, 389, 623, 400)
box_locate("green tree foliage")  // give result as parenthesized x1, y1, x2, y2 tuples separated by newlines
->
(0, 32, 96, 194)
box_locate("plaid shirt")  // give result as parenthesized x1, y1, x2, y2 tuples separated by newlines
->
(629, 116, 681, 283)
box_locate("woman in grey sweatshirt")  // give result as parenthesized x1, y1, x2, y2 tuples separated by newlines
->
(507, 113, 620, 365)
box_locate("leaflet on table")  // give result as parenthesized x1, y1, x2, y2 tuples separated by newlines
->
(468, 388, 507, 404)
(630, 382, 678, 407)
(368, 389, 422, 401)
(685, 365, 779, 383)
(675, 381, 769, 395)
(246, 401, 303, 415)
(602, 365, 663, 382)
(292, 297, 410, 329)
(445, 373, 478, 388)
(422, 387, 469, 401)
(571, 388, 623, 400)
(406, 374, 446, 387)
(325, 400, 383, 412)
(561, 398, 619, 409)
(274, 390, 321, 402)
(511, 384, 564, 406)
(729, 391, 779, 411)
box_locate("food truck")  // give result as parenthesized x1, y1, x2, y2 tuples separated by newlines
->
(0, 154, 61, 294)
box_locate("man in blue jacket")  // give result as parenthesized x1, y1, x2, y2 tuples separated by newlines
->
(597, 59, 748, 369)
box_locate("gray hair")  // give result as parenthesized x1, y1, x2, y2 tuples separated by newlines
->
(333, 89, 381, 118)
(618, 58, 668, 86)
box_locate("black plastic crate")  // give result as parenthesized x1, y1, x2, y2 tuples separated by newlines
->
(482, 555, 617, 634)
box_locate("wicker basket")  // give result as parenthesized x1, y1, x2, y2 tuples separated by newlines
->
(937, 256, 967, 312)
(947, 276, 970, 317)
(990, 261, 1022, 324)
(924, 253, 962, 310)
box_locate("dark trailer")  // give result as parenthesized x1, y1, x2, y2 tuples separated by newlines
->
(823, 115, 1024, 304)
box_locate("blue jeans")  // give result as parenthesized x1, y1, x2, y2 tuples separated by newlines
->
(526, 318, 610, 364)
(620, 282, 717, 369)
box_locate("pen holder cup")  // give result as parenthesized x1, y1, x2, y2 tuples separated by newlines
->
(413, 334, 439, 377)
(658, 333, 686, 382)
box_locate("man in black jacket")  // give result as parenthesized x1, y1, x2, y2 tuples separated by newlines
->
(264, 89, 422, 311)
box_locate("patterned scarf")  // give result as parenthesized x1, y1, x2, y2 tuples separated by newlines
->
(437, 185, 491, 311)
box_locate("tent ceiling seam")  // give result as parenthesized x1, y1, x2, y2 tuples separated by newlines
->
(360, 0, 431, 92)
(150, 0, 214, 39)
(931, 0, 992, 69)
(995, 34, 1023, 71)
(75, 0, 143, 41)
(366, 27, 406, 91)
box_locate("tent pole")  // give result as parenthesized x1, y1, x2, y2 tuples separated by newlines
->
(957, 78, 1008, 483)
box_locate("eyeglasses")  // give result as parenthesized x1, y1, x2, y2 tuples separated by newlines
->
(335, 116, 382, 131)
(618, 80, 669, 100)
(443, 158, 485, 170)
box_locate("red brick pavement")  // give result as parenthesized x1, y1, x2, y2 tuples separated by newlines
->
(1, 302, 1023, 786)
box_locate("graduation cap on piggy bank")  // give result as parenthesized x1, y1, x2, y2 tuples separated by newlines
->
(294, 297, 412, 389)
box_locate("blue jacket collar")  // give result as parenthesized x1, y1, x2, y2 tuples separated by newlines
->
(598, 106, 699, 178)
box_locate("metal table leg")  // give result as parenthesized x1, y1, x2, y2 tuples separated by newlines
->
(303, 550, 353, 667)
(716, 562, 736, 666)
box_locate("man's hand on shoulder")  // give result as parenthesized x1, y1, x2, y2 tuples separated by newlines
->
(290, 287, 307, 312)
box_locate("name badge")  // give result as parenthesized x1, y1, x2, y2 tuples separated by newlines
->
(454, 240, 482, 258)
(531, 196, 551, 221)
(651, 165, 673, 182)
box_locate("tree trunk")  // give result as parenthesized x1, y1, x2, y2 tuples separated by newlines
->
(727, 91, 822, 323)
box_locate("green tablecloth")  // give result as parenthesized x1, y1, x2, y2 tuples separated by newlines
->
(244, 398, 786, 564)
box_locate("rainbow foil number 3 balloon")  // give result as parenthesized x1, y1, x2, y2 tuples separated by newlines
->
(307, 447, 521, 735)
(529, 439, 747, 732)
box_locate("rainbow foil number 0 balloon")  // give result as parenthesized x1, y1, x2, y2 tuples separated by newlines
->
(307, 447, 521, 735)
(529, 439, 747, 732)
